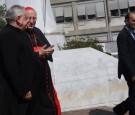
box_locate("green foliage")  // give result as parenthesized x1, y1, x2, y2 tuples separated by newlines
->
(63, 38, 103, 52)
(105, 52, 112, 55)
(63, 38, 115, 56)
(0, 5, 6, 30)
(0, 18, 5, 29)
(0, 5, 6, 18)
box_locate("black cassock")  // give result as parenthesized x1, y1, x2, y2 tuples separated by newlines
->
(0, 72, 13, 115)
(26, 27, 61, 115)
(0, 24, 40, 115)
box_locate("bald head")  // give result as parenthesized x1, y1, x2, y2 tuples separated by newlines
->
(125, 12, 135, 29)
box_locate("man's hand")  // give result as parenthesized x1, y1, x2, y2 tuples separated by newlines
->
(45, 45, 54, 55)
(38, 45, 54, 57)
(23, 91, 32, 100)
(131, 76, 135, 83)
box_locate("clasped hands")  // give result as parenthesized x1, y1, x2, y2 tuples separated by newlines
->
(23, 91, 32, 100)
(38, 44, 54, 57)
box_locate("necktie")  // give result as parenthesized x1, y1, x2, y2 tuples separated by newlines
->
(133, 30, 135, 36)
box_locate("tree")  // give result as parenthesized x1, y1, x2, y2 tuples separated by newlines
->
(0, 5, 6, 30)
(0, 5, 5, 17)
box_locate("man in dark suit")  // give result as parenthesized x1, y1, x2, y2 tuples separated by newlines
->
(0, 5, 40, 115)
(113, 11, 135, 115)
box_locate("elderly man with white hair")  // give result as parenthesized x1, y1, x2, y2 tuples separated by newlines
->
(0, 5, 40, 115)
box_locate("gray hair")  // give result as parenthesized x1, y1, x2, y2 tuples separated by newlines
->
(6, 5, 25, 23)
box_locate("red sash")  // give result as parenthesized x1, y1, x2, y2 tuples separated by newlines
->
(33, 46, 43, 52)
(53, 86, 61, 115)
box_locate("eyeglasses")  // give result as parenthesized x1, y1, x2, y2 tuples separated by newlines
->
(26, 17, 37, 20)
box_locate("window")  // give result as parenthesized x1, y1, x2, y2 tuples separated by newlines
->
(111, 10, 119, 16)
(96, 2, 105, 18)
(64, 6, 73, 22)
(86, 3, 96, 20)
(130, 6, 135, 12)
(56, 17, 64, 23)
(109, 0, 119, 16)
(78, 15, 86, 20)
(65, 17, 73, 22)
(88, 15, 95, 19)
(119, 0, 128, 16)
(77, 4, 86, 21)
(55, 7, 64, 23)
(129, 0, 135, 12)
(120, 9, 128, 16)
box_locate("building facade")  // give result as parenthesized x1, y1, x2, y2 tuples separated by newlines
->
(0, 0, 4, 6)
(50, 0, 135, 43)
(1, 0, 135, 44)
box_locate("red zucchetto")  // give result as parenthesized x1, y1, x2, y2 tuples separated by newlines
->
(25, 7, 34, 10)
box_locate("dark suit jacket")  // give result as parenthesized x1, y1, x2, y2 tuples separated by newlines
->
(0, 24, 39, 98)
(117, 26, 135, 80)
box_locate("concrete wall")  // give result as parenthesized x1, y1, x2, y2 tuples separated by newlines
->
(78, 19, 106, 30)
(54, 23, 74, 33)
(111, 17, 125, 27)
(50, 48, 128, 111)
(55, 18, 125, 33)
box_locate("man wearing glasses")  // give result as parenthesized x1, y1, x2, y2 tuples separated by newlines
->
(113, 12, 135, 115)
(25, 7, 61, 115)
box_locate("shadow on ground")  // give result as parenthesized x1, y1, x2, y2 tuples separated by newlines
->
(62, 107, 115, 115)
(89, 109, 115, 115)
(62, 106, 116, 115)
(62, 106, 129, 115)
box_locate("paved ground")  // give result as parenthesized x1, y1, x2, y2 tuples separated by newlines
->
(62, 106, 129, 115)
